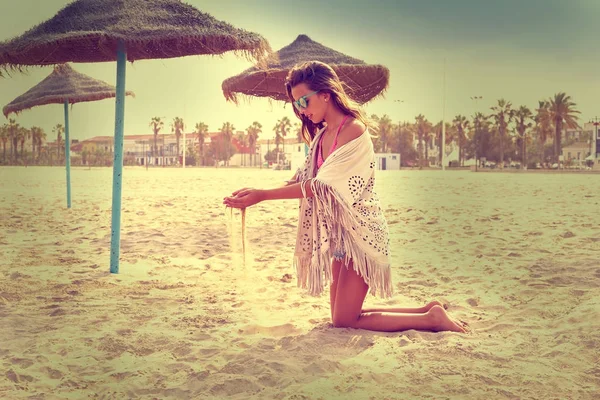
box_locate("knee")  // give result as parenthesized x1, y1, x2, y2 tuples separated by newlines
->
(331, 313, 358, 329)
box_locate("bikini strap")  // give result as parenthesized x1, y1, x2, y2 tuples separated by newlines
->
(330, 115, 350, 153)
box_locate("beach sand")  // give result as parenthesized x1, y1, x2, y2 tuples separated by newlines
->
(1, 166, 599, 399)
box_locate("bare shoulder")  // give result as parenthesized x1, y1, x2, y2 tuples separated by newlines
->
(337, 118, 367, 147)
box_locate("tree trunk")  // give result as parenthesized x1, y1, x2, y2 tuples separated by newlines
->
(499, 128, 504, 168)
(13, 138, 18, 161)
(523, 135, 526, 167)
(555, 119, 561, 164)
(458, 134, 463, 166)
(418, 135, 424, 168)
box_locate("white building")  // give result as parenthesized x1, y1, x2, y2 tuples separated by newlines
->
(374, 153, 400, 170)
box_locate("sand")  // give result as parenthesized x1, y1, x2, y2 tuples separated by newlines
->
(1, 166, 599, 399)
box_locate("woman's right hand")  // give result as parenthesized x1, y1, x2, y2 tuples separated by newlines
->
(223, 188, 264, 209)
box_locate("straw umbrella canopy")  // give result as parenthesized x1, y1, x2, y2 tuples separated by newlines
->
(222, 34, 389, 105)
(0, 0, 271, 274)
(0, 0, 270, 72)
(2, 63, 134, 117)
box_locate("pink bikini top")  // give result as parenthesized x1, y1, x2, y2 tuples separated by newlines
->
(316, 115, 350, 169)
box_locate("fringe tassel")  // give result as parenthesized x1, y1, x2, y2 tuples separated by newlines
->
(293, 179, 393, 299)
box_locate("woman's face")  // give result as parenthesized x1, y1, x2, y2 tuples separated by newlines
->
(291, 83, 327, 124)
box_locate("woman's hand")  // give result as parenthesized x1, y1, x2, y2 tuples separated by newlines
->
(223, 188, 265, 209)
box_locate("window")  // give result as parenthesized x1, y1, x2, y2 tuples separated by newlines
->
(392, 155, 397, 160)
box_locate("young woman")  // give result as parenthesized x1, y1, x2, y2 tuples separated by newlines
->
(223, 61, 466, 333)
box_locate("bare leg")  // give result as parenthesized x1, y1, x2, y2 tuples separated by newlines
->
(362, 300, 446, 314)
(329, 260, 448, 319)
(330, 259, 445, 314)
(331, 259, 466, 333)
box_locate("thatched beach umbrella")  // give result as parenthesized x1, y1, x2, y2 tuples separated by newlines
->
(3, 63, 134, 209)
(0, 0, 270, 274)
(222, 34, 390, 105)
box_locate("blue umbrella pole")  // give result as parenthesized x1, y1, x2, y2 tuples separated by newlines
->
(110, 41, 127, 274)
(63, 99, 72, 208)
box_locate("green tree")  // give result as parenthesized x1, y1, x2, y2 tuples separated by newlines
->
(490, 99, 513, 167)
(513, 106, 533, 166)
(414, 115, 432, 168)
(452, 115, 470, 166)
(246, 121, 262, 167)
(547, 92, 581, 163)
(194, 122, 209, 166)
(171, 117, 185, 160)
(53, 123, 65, 164)
(149, 117, 163, 159)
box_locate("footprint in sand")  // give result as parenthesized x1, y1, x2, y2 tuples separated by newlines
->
(5, 369, 34, 383)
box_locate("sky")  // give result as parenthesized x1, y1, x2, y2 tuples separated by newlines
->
(0, 0, 598, 142)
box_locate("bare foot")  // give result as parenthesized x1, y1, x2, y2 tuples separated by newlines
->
(425, 300, 448, 311)
(427, 305, 467, 333)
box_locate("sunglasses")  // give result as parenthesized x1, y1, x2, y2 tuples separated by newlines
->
(293, 90, 320, 111)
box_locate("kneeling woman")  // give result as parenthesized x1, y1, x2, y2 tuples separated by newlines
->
(223, 61, 466, 333)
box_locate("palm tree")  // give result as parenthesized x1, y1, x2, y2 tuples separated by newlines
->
(293, 122, 302, 143)
(18, 126, 30, 161)
(547, 92, 581, 164)
(194, 122, 208, 166)
(273, 122, 282, 151)
(534, 100, 552, 164)
(30, 126, 43, 163)
(377, 114, 393, 153)
(246, 121, 262, 167)
(171, 117, 184, 161)
(275, 117, 292, 160)
(36, 127, 47, 162)
(471, 112, 489, 167)
(149, 117, 163, 161)
(414, 115, 432, 168)
(0, 124, 8, 163)
(8, 119, 19, 161)
(393, 121, 417, 165)
(490, 99, 513, 168)
(513, 106, 533, 167)
(236, 131, 248, 166)
(53, 123, 64, 163)
(220, 122, 235, 166)
(453, 115, 470, 166)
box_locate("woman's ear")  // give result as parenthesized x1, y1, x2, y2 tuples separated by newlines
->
(323, 92, 330, 103)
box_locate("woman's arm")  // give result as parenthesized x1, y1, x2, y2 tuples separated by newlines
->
(262, 180, 313, 200)
(223, 180, 313, 209)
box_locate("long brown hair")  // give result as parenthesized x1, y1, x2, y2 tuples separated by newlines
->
(285, 61, 369, 145)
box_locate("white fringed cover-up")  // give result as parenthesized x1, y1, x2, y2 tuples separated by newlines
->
(294, 128, 393, 298)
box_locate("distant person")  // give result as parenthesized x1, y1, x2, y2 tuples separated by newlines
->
(224, 61, 466, 333)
